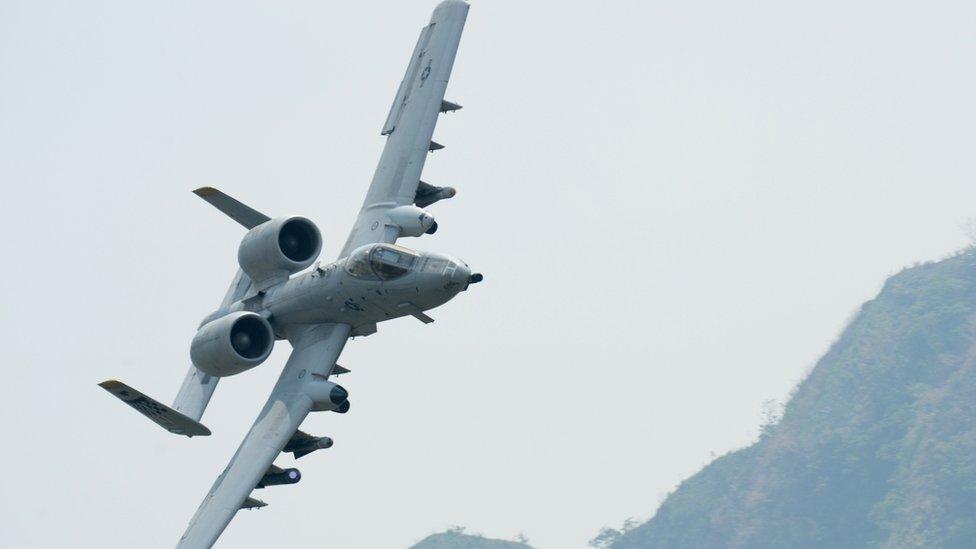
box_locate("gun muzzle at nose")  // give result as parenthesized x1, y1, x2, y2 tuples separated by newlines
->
(468, 273, 483, 284)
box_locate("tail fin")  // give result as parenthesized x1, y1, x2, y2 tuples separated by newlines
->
(172, 366, 219, 422)
(99, 380, 211, 437)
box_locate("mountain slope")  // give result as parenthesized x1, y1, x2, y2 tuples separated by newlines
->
(410, 530, 532, 549)
(614, 250, 976, 548)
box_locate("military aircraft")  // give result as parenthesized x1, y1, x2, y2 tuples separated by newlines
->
(98, 1, 476, 546)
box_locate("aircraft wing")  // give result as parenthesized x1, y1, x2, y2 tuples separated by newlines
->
(338, 0, 469, 258)
(177, 324, 351, 548)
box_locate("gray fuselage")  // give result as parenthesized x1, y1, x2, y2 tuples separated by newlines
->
(225, 243, 472, 336)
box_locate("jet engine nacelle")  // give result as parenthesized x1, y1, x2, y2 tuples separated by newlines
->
(190, 311, 275, 377)
(387, 205, 437, 237)
(238, 216, 322, 287)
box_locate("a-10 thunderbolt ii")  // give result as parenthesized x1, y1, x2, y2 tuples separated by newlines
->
(98, 1, 477, 546)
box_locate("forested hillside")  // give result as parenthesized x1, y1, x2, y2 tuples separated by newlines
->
(612, 249, 976, 548)
(410, 529, 532, 549)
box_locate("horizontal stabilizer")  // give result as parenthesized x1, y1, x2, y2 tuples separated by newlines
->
(240, 497, 267, 510)
(332, 364, 351, 376)
(99, 380, 211, 437)
(428, 141, 445, 152)
(193, 187, 271, 229)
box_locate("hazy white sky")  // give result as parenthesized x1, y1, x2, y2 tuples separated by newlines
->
(2, 0, 976, 547)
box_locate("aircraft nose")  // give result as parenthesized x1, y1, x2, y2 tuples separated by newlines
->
(452, 262, 472, 286)
(450, 262, 483, 289)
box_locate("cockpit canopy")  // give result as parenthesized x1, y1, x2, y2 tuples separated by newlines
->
(345, 243, 419, 280)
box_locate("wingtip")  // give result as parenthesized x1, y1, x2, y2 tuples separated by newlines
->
(184, 426, 213, 437)
(437, 0, 470, 9)
(98, 379, 122, 390)
(193, 186, 218, 197)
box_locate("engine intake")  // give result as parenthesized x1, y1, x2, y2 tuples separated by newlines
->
(238, 216, 322, 288)
(191, 311, 274, 377)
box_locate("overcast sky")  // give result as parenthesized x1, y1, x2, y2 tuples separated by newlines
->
(2, 0, 976, 547)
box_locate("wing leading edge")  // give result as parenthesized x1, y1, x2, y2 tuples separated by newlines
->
(339, 0, 469, 257)
(177, 324, 351, 548)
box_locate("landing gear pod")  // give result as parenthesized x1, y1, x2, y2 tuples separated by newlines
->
(304, 379, 349, 412)
(386, 205, 436, 237)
